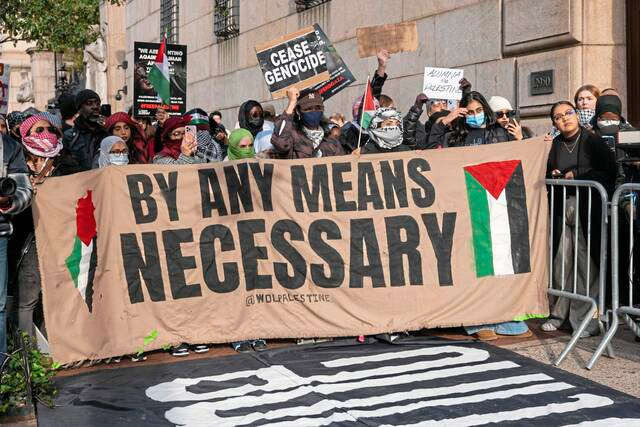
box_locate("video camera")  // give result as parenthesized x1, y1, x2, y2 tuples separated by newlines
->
(615, 128, 640, 161)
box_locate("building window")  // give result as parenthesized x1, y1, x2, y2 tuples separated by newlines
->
(214, 0, 239, 41)
(294, 0, 330, 12)
(160, 0, 179, 43)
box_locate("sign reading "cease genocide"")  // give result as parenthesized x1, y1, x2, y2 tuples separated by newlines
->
(256, 26, 330, 99)
(34, 140, 550, 364)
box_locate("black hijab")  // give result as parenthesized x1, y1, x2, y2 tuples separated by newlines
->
(238, 100, 264, 137)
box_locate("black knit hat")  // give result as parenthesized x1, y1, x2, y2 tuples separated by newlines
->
(75, 89, 101, 109)
(595, 94, 622, 119)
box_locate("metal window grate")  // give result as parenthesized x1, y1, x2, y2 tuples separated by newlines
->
(294, 0, 330, 12)
(160, 0, 179, 43)
(214, 0, 240, 41)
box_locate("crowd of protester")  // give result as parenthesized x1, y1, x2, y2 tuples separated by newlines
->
(0, 48, 637, 365)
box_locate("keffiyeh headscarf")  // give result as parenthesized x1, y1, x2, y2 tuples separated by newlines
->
(368, 107, 404, 149)
(19, 114, 63, 158)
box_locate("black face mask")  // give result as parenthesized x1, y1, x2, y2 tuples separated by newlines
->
(248, 116, 263, 128)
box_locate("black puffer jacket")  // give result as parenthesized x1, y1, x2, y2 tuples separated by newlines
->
(62, 116, 108, 171)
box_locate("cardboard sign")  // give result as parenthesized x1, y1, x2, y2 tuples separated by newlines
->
(356, 22, 418, 58)
(255, 27, 330, 99)
(133, 42, 187, 117)
(423, 67, 464, 101)
(0, 63, 10, 115)
(35, 140, 550, 364)
(309, 24, 356, 101)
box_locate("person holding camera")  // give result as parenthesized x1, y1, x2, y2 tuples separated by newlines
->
(0, 131, 33, 365)
(62, 90, 108, 171)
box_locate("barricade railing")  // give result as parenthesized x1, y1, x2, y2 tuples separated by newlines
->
(546, 179, 613, 367)
(588, 183, 640, 369)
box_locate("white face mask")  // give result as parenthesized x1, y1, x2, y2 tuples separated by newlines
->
(597, 120, 620, 128)
(369, 126, 403, 149)
(108, 153, 129, 166)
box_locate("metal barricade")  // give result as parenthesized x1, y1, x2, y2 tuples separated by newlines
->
(546, 179, 613, 367)
(588, 183, 640, 369)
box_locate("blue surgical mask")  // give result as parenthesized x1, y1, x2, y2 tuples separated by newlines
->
(301, 111, 323, 128)
(466, 112, 485, 128)
(109, 153, 129, 166)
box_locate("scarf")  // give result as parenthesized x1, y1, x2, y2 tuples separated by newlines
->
(302, 126, 324, 149)
(98, 136, 126, 168)
(227, 128, 255, 160)
(368, 107, 404, 149)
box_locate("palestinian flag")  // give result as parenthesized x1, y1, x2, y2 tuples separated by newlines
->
(360, 77, 376, 129)
(464, 160, 531, 277)
(65, 191, 97, 312)
(148, 35, 171, 105)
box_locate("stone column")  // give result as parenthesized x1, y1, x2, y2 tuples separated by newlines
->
(101, 1, 128, 112)
(26, 48, 56, 111)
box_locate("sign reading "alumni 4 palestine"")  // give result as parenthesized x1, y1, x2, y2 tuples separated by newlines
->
(34, 139, 551, 364)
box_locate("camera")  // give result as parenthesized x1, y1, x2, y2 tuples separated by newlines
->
(0, 177, 17, 197)
(616, 129, 640, 160)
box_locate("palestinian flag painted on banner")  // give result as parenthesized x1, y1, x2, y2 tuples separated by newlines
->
(464, 160, 531, 277)
(148, 35, 171, 105)
(360, 77, 376, 129)
(65, 191, 97, 312)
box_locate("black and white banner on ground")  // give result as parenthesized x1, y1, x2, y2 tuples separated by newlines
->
(38, 339, 640, 426)
(255, 26, 330, 99)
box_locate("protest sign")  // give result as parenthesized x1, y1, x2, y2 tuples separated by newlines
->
(35, 139, 550, 364)
(133, 42, 187, 117)
(0, 63, 10, 115)
(255, 27, 330, 99)
(423, 66, 465, 100)
(309, 24, 356, 100)
(356, 22, 418, 58)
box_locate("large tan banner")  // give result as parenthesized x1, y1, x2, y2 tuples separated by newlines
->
(34, 139, 550, 364)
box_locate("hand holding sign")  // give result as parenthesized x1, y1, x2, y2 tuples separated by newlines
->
(423, 67, 465, 101)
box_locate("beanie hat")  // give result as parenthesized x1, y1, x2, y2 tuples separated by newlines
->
(297, 90, 323, 111)
(184, 108, 210, 131)
(161, 116, 187, 141)
(488, 96, 513, 112)
(75, 89, 101, 109)
(40, 111, 62, 130)
(105, 112, 136, 131)
(595, 94, 622, 119)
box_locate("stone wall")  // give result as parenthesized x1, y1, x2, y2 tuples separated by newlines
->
(119, 0, 627, 135)
(0, 39, 36, 112)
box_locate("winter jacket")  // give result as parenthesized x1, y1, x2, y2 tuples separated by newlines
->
(62, 116, 108, 171)
(0, 134, 32, 237)
(270, 113, 345, 158)
(426, 121, 512, 149)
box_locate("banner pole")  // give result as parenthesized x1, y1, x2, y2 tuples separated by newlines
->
(356, 75, 370, 152)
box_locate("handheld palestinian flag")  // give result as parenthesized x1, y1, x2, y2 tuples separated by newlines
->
(464, 160, 531, 278)
(360, 77, 376, 129)
(148, 35, 171, 105)
(65, 191, 97, 312)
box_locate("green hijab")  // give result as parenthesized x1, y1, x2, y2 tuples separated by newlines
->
(228, 128, 255, 160)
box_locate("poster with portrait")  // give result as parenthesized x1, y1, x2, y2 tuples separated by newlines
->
(133, 42, 187, 118)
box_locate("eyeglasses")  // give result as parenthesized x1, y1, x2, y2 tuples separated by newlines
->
(110, 149, 128, 155)
(553, 109, 576, 122)
(496, 111, 514, 119)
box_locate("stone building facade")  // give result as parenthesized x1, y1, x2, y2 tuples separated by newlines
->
(108, 0, 628, 134)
